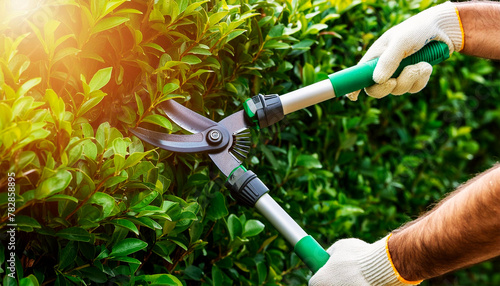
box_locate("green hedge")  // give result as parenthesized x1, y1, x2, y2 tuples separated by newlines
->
(1, 0, 499, 285)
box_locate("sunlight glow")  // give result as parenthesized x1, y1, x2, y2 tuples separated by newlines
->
(9, 0, 38, 15)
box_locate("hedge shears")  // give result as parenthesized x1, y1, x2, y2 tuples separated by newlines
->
(131, 42, 449, 273)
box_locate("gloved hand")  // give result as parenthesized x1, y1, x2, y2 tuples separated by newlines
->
(347, 1, 464, 101)
(309, 235, 422, 286)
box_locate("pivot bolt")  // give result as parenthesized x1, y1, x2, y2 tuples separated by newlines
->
(207, 129, 222, 144)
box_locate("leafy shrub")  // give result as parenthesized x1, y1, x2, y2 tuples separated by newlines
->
(1, 0, 499, 285)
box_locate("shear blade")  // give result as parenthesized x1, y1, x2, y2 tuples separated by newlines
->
(130, 127, 216, 153)
(159, 100, 217, 133)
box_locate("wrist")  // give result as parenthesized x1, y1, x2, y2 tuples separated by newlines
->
(358, 235, 423, 286)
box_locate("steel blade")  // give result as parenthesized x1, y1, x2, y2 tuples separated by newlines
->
(159, 100, 217, 133)
(217, 110, 249, 134)
(130, 127, 209, 153)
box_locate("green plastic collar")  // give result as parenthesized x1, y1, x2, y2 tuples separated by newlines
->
(294, 235, 329, 273)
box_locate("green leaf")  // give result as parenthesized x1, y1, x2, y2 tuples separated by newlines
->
(117, 105, 136, 124)
(206, 192, 228, 221)
(227, 29, 246, 42)
(162, 83, 179, 94)
(183, 0, 208, 15)
(123, 151, 150, 170)
(103, 170, 128, 188)
(302, 63, 315, 86)
(89, 192, 116, 218)
(77, 95, 104, 117)
(54, 47, 80, 62)
(112, 137, 129, 156)
(19, 274, 39, 286)
(142, 114, 172, 130)
(17, 77, 41, 98)
(45, 89, 65, 122)
(35, 169, 72, 200)
(78, 266, 107, 283)
(256, 261, 267, 285)
(110, 219, 139, 235)
(135, 92, 144, 116)
(110, 238, 148, 257)
(209, 11, 228, 26)
(268, 24, 285, 38)
(305, 23, 329, 35)
(296, 154, 322, 169)
(0, 103, 12, 130)
(15, 150, 37, 171)
(143, 43, 165, 52)
(83, 141, 98, 161)
(46, 194, 79, 204)
(128, 216, 162, 230)
(181, 55, 201, 65)
(109, 256, 142, 264)
(136, 274, 182, 286)
(212, 266, 223, 286)
(59, 241, 77, 270)
(56, 227, 91, 242)
(242, 220, 264, 237)
(89, 67, 113, 92)
(91, 17, 129, 35)
(12, 96, 34, 118)
(189, 48, 211, 55)
(227, 214, 242, 241)
(263, 40, 290, 49)
(15, 215, 42, 230)
(130, 190, 159, 211)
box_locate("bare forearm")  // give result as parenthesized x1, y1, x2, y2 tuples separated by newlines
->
(388, 165, 500, 281)
(456, 1, 500, 59)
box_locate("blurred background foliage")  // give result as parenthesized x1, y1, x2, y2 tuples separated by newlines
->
(1, 0, 499, 285)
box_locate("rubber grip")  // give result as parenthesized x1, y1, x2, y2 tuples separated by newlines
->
(294, 235, 330, 273)
(328, 41, 450, 96)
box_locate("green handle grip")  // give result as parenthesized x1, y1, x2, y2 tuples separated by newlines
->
(329, 41, 450, 96)
(294, 235, 330, 273)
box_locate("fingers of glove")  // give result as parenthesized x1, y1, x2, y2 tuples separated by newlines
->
(346, 89, 361, 101)
(309, 262, 371, 286)
(345, 37, 390, 102)
(391, 62, 433, 95)
(309, 239, 372, 286)
(364, 78, 397, 99)
(358, 39, 388, 65)
(372, 42, 410, 84)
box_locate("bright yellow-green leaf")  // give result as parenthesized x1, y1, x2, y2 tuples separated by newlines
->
(19, 274, 40, 286)
(45, 89, 65, 122)
(149, 9, 165, 23)
(17, 77, 41, 98)
(209, 11, 228, 26)
(77, 95, 104, 117)
(142, 114, 172, 130)
(183, 0, 208, 15)
(89, 67, 113, 92)
(91, 17, 129, 35)
(12, 96, 34, 119)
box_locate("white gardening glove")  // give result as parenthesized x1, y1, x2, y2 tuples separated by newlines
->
(347, 1, 464, 101)
(309, 235, 422, 286)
